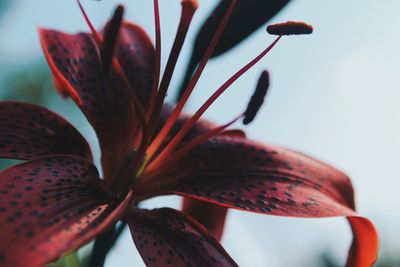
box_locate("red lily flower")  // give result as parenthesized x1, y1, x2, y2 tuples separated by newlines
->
(0, 1, 377, 267)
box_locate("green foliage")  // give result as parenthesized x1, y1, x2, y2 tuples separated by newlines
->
(47, 252, 81, 267)
(1, 61, 56, 104)
(0, 60, 57, 170)
(0, 0, 10, 20)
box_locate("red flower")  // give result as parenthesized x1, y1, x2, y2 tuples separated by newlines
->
(0, 1, 377, 266)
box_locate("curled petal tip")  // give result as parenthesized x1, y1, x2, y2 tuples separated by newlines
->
(243, 70, 270, 125)
(267, 21, 313, 35)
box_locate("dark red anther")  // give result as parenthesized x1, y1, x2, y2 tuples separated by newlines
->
(243, 70, 269, 125)
(267, 21, 313, 35)
(102, 5, 124, 74)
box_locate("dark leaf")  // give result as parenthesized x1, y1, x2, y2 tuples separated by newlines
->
(177, 0, 290, 100)
(195, 0, 291, 58)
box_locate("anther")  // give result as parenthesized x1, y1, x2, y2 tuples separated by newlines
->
(267, 21, 313, 35)
(102, 5, 124, 74)
(243, 70, 269, 125)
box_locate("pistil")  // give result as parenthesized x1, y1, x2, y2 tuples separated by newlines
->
(113, 0, 199, 193)
(146, 21, 313, 169)
(146, 0, 237, 159)
(147, 0, 198, 136)
(147, 36, 280, 167)
(147, 0, 162, 120)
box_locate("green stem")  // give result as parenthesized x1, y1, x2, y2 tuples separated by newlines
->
(64, 251, 81, 267)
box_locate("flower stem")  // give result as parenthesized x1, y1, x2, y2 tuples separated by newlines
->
(48, 251, 81, 267)
(88, 222, 127, 267)
(64, 251, 81, 267)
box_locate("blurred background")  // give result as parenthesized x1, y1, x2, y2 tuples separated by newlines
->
(0, 0, 399, 266)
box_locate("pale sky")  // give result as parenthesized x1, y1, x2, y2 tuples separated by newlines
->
(1, 0, 399, 266)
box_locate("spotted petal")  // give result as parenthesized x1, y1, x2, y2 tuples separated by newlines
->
(154, 105, 229, 239)
(0, 155, 131, 267)
(127, 208, 237, 267)
(115, 22, 155, 110)
(0, 101, 91, 161)
(137, 136, 378, 266)
(39, 29, 135, 160)
(181, 198, 228, 241)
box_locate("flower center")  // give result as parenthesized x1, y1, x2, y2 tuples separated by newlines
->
(76, 0, 312, 195)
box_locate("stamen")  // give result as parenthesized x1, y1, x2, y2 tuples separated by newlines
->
(147, 0, 162, 119)
(147, 0, 198, 135)
(76, 0, 102, 43)
(101, 5, 124, 74)
(145, 113, 243, 176)
(147, 0, 237, 158)
(112, 0, 198, 192)
(243, 70, 269, 125)
(267, 21, 313, 35)
(148, 36, 281, 164)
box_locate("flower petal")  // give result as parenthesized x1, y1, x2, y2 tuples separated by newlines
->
(127, 208, 237, 267)
(39, 28, 101, 111)
(177, 126, 244, 242)
(115, 22, 155, 110)
(39, 28, 137, 175)
(0, 101, 91, 161)
(139, 136, 355, 216)
(138, 136, 378, 266)
(0, 155, 131, 267)
(346, 216, 378, 267)
(158, 106, 229, 241)
(181, 198, 228, 241)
